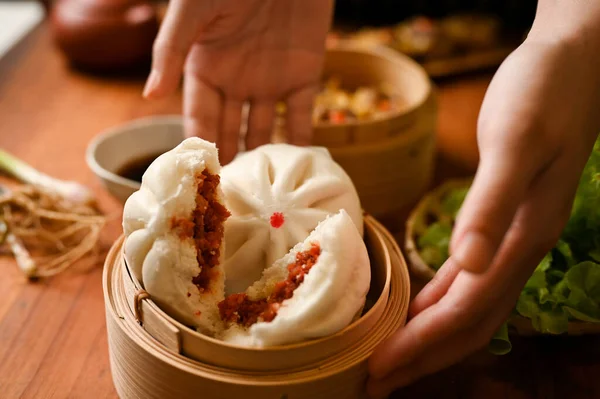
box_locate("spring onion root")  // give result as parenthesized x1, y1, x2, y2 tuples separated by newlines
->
(6, 231, 36, 277)
(0, 185, 106, 279)
(0, 149, 96, 207)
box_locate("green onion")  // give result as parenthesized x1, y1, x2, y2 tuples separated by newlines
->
(488, 323, 512, 355)
(2, 222, 36, 278)
(0, 149, 95, 206)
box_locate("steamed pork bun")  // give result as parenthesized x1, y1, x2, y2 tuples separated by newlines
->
(218, 209, 370, 347)
(121, 139, 371, 347)
(220, 144, 363, 294)
(122, 138, 230, 335)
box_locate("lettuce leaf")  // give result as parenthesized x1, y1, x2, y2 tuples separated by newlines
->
(562, 261, 600, 321)
(417, 222, 452, 270)
(441, 186, 469, 220)
(515, 293, 570, 334)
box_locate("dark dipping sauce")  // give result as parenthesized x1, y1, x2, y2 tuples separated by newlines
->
(116, 152, 162, 182)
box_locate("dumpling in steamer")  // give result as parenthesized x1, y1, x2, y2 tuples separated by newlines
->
(122, 138, 230, 335)
(220, 144, 363, 295)
(218, 209, 371, 347)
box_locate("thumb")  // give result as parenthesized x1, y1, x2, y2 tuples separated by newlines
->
(143, 0, 214, 99)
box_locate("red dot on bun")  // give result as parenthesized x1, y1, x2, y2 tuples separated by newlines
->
(270, 212, 285, 228)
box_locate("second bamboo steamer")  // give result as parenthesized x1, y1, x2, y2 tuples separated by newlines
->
(277, 42, 437, 224)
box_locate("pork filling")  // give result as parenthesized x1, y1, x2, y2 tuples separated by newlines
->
(218, 243, 321, 327)
(171, 170, 230, 292)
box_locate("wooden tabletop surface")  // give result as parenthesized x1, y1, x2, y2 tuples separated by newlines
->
(1, 23, 599, 399)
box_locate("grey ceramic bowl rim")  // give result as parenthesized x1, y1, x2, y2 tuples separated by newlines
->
(85, 114, 184, 192)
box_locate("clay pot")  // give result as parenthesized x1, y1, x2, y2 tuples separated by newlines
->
(49, 0, 159, 71)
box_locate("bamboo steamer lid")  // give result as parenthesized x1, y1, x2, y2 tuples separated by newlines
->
(104, 216, 411, 399)
(404, 179, 600, 336)
(274, 43, 437, 220)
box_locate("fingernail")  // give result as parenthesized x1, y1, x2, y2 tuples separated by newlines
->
(143, 70, 160, 98)
(451, 232, 495, 273)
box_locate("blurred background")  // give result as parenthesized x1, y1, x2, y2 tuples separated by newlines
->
(334, 0, 536, 30)
(0, 0, 537, 76)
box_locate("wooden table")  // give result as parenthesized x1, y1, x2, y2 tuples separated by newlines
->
(1, 24, 599, 399)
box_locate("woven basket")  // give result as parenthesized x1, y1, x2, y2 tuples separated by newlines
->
(404, 179, 600, 336)
(104, 215, 411, 399)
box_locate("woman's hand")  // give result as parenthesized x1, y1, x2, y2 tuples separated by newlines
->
(366, 23, 600, 399)
(143, 0, 333, 163)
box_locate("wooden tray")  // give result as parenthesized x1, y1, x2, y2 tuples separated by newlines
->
(103, 215, 411, 399)
(404, 179, 600, 336)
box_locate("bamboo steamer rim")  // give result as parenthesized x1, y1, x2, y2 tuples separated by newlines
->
(121, 215, 393, 357)
(404, 178, 600, 336)
(313, 41, 433, 130)
(323, 94, 435, 156)
(103, 216, 411, 390)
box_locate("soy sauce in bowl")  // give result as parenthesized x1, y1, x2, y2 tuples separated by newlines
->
(116, 152, 162, 183)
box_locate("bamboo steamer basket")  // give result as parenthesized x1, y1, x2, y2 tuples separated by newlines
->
(104, 215, 411, 399)
(405, 179, 600, 336)
(275, 42, 437, 222)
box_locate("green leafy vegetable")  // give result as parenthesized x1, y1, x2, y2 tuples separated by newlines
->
(564, 307, 600, 323)
(515, 293, 570, 334)
(488, 323, 512, 355)
(441, 186, 469, 219)
(417, 222, 452, 270)
(563, 261, 600, 320)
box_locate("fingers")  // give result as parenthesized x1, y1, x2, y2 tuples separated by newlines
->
(368, 154, 578, 393)
(219, 99, 244, 164)
(368, 292, 473, 380)
(246, 102, 276, 150)
(449, 151, 538, 274)
(369, 205, 544, 381)
(285, 86, 317, 146)
(366, 328, 487, 399)
(183, 73, 221, 143)
(143, 0, 210, 99)
(367, 305, 511, 399)
(507, 152, 581, 254)
(408, 258, 461, 318)
(367, 260, 528, 399)
(368, 222, 540, 390)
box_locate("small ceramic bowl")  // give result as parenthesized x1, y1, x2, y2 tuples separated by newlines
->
(86, 115, 185, 203)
